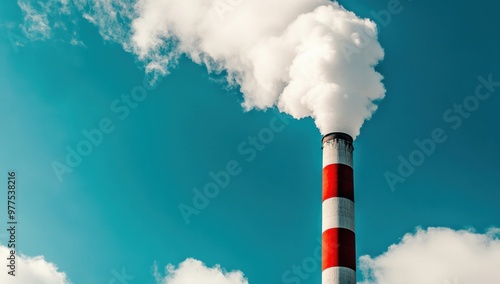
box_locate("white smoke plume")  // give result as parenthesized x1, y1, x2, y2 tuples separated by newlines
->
(18, 0, 385, 138)
(154, 258, 249, 284)
(359, 227, 500, 284)
(130, 0, 385, 137)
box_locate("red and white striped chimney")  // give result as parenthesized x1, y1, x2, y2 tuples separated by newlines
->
(322, 132, 356, 284)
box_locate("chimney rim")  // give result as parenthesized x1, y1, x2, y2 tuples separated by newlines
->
(321, 132, 353, 144)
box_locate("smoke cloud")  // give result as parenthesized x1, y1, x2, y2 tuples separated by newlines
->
(359, 227, 500, 284)
(154, 258, 249, 284)
(18, 0, 385, 138)
(130, 0, 385, 137)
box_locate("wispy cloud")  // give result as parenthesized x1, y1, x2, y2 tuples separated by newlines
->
(18, 0, 51, 40)
(78, 0, 135, 47)
(17, 0, 94, 46)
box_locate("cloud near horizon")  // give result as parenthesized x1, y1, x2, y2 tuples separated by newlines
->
(358, 227, 500, 284)
(0, 245, 70, 284)
(154, 258, 249, 284)
(2, 228, 499, 283)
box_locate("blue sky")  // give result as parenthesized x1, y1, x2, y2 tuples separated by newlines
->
(0, 0, 499, 283)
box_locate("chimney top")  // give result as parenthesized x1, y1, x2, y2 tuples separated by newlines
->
(321, 132, 353, 144)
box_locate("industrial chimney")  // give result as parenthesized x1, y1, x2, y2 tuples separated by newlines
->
(322, 132, 356, 284)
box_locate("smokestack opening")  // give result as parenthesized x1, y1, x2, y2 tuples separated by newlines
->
(322, 132, 353, 144)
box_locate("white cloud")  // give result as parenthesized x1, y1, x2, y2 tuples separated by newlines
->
(76, 0, 136, 48)
(154, 258, 249, 284)
(0, 245, 71, 283)
(359, 227, 500, 284)
(18, 1, 51, 40)
(17, 0, 113, 46)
